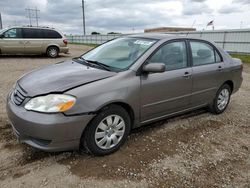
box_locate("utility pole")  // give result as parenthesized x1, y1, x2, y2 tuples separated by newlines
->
(0, 13, 2, 29)
(82, 0, 86, 35)
(35, 7, 39, 27)
(25, 7, 40, 27)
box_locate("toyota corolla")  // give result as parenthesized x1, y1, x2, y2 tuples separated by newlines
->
(6, 34, 243, 155)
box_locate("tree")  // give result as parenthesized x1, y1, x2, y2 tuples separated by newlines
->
(107, 32, 121, 35)
(91, 31, 100, 35)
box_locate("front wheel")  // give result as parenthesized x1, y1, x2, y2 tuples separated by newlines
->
(82, 105, 131, 155)
(209, 84, 231, 114)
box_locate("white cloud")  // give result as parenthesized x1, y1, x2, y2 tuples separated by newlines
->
(0, 0, 250, 34)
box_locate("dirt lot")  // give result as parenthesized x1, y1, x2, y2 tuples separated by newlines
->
(0, 45, 249, 188)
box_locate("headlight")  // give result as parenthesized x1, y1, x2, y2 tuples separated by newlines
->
(24, 94, 76, 113)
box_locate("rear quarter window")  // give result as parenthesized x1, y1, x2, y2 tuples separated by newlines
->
(43, 30, 62, 39)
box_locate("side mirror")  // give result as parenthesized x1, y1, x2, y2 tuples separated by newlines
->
(142, 63, 166, 73)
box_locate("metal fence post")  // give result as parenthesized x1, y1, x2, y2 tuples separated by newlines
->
(222, 31, 227, 50)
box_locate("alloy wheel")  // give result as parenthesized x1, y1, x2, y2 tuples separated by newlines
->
(94, 115, 125, 150)
(217, 88, 230, 111)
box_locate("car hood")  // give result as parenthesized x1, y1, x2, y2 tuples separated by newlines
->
(18, 60, 116, 97)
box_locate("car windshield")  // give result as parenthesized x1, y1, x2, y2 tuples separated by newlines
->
(0, 28, 8, 34)
(81, 37, 157, 70)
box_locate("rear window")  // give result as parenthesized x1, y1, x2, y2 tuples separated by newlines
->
(43, 30, 62, 38)
(22, 28, 62, 39)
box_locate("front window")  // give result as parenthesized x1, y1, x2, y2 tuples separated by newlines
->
(147, 41, 188, 71)
(82, 37, 157, 70)
(3, 28, 22, 38)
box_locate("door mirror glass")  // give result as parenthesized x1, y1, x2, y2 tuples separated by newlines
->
(142, 63, 166, 73)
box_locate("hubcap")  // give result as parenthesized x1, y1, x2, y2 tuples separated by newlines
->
(217, 88, 230, 111)
(49, 48, 57, 57)
(95, 115, 125, 150)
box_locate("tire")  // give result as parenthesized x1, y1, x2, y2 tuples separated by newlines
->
(82, 105, 131, 156)
(47, 46, 59, 58)
(209, 84, 231, 114)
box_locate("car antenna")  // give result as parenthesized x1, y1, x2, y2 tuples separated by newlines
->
(186, 19, 196, 37)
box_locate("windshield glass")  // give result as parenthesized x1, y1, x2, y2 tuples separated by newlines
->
(0, 28, 8, 34)
(82, 37, 157, 70)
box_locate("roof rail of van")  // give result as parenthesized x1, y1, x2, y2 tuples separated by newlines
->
(22, 25, 55, 29)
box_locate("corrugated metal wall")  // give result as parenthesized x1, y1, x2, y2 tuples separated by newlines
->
(66, 34, 121, 44)
(170, 29, 250, 54)
(66, 29, 250, 54)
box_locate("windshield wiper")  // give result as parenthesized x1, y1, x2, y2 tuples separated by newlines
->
(85, 60, 112, 71)
(72, 56, 89, 64)
(73, 57, 116, 71)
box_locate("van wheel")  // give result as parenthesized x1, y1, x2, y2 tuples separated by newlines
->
(82, 105, 131, 156)
(47, 46, 59, 58)
(209, 84, 231, 114)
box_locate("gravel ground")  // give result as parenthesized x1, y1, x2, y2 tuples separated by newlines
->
(0, 45, 249, 188)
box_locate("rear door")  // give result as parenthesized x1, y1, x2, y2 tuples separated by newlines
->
(140, 40, 192, 122)
(22, 28, 44, 54)
(189, 40, 225, 106)
(0, 28, 24, 54)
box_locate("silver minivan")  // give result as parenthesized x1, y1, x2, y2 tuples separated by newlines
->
(0, 27, 69, 57)
(7, 34, 243, 155)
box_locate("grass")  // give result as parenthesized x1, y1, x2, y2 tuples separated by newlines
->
(230, 53, 250, 64)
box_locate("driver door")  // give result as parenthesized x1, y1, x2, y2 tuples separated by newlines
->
(0, 28, 24, 54)
(140, 40, 192, 122)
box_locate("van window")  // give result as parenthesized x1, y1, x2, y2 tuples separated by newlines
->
(3, 28, 22, 38)
(43, 30, 62, 38)
(23, 28, 44, 38)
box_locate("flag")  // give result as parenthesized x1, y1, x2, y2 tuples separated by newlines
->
(207, 20, 214, 26)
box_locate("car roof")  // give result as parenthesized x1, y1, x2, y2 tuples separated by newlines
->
(8, 26, 57, 31)
(125, 33, 200, 41)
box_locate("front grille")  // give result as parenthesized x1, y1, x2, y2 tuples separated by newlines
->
(12, 83, 27, 106)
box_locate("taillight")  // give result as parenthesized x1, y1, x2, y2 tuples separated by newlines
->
(63, 39, 68, 45)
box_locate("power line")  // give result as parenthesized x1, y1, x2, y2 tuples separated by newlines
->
(82, 0, 86, 35)
(0, 13, 2, 29)
(25, 7, 40, 27)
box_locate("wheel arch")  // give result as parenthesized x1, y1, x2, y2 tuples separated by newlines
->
(96, 101, 135, 127)
(223, 80, 234, 92)
(79, 101, 135, 152)
(46, 44, 60, 53)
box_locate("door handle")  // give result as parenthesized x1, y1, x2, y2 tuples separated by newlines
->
(217, 65, 223, 71)
(183, 72, 192, 78)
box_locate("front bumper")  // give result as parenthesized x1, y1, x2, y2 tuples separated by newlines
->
(6, 95, 94, 152)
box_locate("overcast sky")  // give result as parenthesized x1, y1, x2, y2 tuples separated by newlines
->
(0, 0, 250, 34)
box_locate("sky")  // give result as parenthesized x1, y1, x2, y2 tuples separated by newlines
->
(0, 0, 250, 35)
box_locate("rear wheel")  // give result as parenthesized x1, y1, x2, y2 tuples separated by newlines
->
(82, 105, 131, 155)
(210, 84, 231, 114)
(47, 46, 59, 58)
